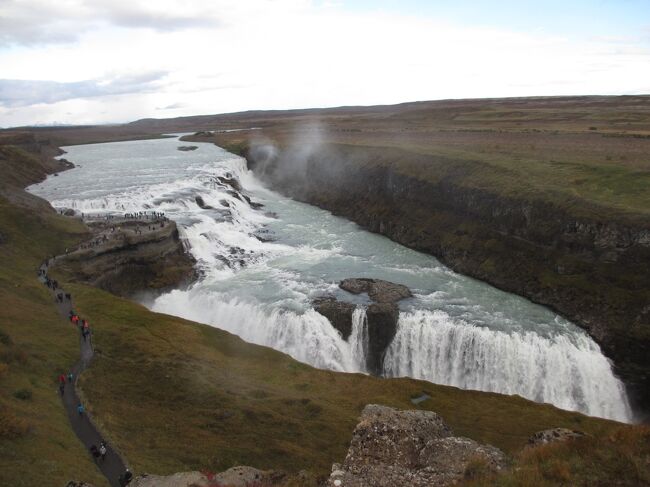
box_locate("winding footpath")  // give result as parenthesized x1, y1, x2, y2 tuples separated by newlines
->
(40, 259, 129, 487)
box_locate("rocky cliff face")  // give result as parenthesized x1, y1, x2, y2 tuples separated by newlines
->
(54, 218, 196, 297)
(243, 142, 650, 412)
(327, 404, 507, 487)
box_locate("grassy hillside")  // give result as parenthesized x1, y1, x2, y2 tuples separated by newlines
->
(0, 200, 106, 487)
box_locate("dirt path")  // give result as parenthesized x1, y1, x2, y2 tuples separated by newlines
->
(40, 260, 129, 487)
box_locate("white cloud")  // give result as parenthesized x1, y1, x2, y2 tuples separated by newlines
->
(0, 71, 168, 107)
(0, 1, 648, 126)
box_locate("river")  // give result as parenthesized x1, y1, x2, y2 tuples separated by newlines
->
(27, 134, 632, 422)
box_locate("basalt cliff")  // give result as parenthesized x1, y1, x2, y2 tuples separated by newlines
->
(230, 140, 650, 413)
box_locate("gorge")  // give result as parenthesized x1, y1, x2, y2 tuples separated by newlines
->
(27, 134, 633, 423)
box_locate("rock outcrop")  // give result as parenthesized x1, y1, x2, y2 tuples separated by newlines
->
(313, 297, 357, 340)
(327, 404, 507, 487)
(54, 219, 196, 297)
(527, 428, 587, 446)
(314, 278, 411, 374)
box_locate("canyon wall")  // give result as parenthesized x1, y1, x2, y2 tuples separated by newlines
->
(241, 142, 650, 413)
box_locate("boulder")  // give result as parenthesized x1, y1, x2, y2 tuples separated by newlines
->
(177, 145, 198, 151)
(327, 405, 507, 487)
(528, 428, 587, 446)
(340, 278, 412, 303)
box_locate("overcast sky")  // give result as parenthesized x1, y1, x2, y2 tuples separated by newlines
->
(1, 0, 649, 127)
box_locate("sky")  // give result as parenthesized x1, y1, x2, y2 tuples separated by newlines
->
(0, 0, 649, 127)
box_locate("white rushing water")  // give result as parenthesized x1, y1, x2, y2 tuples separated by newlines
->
(27, 135, 633, 422)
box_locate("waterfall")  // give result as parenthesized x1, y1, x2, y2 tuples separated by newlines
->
(383, 310, 632, 422)
(349, 307, 369, 372)
(152, 290, 359, 373)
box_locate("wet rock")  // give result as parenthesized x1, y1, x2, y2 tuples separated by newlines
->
(250, 200, 264, 209)
(365, 302, 399, 374)
(528, 428, 587, 446)
(65, 481, 97, 487)
(217, 176, 243, 191)
(219, 199, 230, 207)
(177, 145, 198, 151)
(340, 278, 412, 303)
(327, 404, 507, 487)
(254, 229, 276, 242)
(63, 208, 76, 216)
(195, 196, 214, 210)
(314, 297, 356, 339)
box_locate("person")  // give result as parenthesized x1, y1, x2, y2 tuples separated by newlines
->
(99, 442, 107, 461)
(119, 469, 133, 486)
(90, 444, 100, 461)
(59, 382, 65, 395)
(77, 403, 84, 416)
(59, 373, 66, 385)
(68, 372, 73, 383)
(82, 329, 88, 342)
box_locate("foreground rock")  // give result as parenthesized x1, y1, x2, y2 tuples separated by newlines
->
(54, 218, 196, 297)
(314, 278, 411, 374)
(327, 404, 507, 487)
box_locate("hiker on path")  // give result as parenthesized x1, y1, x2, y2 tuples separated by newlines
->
(99, 442, 107, 461)
(90, 444, 100, 461)
(119, 468, 133, 486)
(77, 403, 85, 417)
(68, 372, 73, 383)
